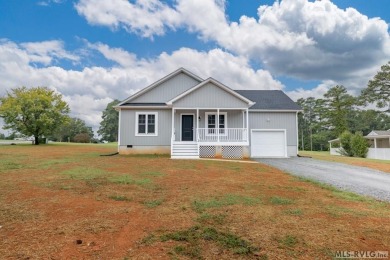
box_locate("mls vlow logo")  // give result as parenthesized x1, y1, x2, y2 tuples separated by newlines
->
(334, 251, 389, 259)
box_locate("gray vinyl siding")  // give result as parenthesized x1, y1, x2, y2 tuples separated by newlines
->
(173, 83, 249, 108)
(120, 109, 172, 146)
(131, 73, 200, 103)
(249, 112, 298, 156)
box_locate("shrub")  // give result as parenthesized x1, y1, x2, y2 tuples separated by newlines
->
(351, 132, 368, 158)
(339, 131, 369, 158)
(339, 131, 353, 156)
(73, 133, 90, 143)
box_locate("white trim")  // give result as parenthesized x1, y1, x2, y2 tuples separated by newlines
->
(246, 108, 249, 141)
(117, 68, 203, 106)
(135, 112, 158, 136)
(196, 109, 199, 141)
(250, 129, 288, 158)
(205, 112, 227, 136)
(118, 109, 121, 150)
(166, 78, 255, 106)
(296, 111, 299, 155)
(242, 111, 245, 128)
(198, 142, 249, 146)
(249, 109, 302, 112)
(173, 107, 248, 110)
(180, 113, 195, 141)
(115, 106, 169, 110)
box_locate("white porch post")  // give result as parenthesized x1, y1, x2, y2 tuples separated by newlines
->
(242, 110, 245, 128)
(374, 137, 377, 159)
(217, 109, 220, 142)
(117, 109, 121, 152)
(246, 108, 249, 141)
(171, 108, 175, 142)
(196, 108, 199, 142)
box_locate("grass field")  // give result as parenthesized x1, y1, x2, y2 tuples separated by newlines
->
(1, 143, 390, 259)
(299, 150, 390, 173)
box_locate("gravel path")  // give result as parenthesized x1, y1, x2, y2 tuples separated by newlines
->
(255, 157, 390, 202)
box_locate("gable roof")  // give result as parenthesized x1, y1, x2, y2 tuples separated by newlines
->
(117, 68, 203, 106)
(367, 130, 390, 136)
(235, 90, 301, 111)
(166, 78, 255, 106)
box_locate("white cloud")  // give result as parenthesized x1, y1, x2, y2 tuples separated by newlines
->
(74, 0, 390, 85)
(19, 40, 79, 65)
(75, 0, 181, 38)
(0, 39, 283, 134)
(37, 0, 65, 6)
(286, 80, 336, 101)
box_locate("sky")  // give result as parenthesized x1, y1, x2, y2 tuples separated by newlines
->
(0, 0, 389, 135)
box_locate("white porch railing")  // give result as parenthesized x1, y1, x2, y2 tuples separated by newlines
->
(197, 128, 248, 143)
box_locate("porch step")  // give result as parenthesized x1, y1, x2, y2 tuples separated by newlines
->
(171, 143, 199, 159)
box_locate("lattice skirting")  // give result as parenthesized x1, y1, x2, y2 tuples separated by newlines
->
(222, 146, 243, 159)
(199, 146, 216, 158)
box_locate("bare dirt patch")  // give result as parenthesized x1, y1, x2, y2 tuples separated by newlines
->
(1, 144, 390, 259)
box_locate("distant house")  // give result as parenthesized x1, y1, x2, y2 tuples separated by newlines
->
(328, 130, 390, 160)
(365, 130, 390, 160)
(115, 68, 301, 159)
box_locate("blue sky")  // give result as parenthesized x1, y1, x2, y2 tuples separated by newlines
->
(0, 0, 389, 134)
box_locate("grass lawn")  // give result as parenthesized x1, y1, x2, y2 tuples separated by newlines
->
(1, 143, 390, 259)
(299, 150, 390, 173)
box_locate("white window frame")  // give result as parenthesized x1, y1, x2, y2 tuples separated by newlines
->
(135, 112, 158, 136)
(205, 112, 227, 136)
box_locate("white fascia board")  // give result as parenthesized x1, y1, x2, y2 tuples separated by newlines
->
(248, 109, 303, 112)
(117, 68, 203, 106)
(115, 106, 170, 110)
(167, 78, 255, 106)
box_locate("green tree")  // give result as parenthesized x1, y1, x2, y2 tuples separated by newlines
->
(361, 61, 390, 111)
(98, 99, 119, 142)
(323, 85, 355, 137)
(0, 87, 69, 145)
(0, 133, 5, 139)
(51, 117, 93, 142)
(348, 109, 390, 135)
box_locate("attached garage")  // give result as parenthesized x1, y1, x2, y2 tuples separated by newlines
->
(250, 129, 287, 158)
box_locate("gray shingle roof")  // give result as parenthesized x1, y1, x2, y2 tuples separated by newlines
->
(234, 90, 301, 110)
(370, 130, 390, 136)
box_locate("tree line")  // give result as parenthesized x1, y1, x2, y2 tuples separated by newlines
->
(0, 86, 119, 145)
(298, 61, 390, 151)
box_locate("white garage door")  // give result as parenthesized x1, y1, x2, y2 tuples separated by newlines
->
(251, 130, 286, 158)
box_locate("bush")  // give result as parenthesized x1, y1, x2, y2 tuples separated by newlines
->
(339, 131, 369, 158)
(339, 131, 353, 156)
(351, 132, 368, 158)
(73, 133, 90, 143)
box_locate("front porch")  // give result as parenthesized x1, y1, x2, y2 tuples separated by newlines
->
(171, 108, 249, 159)
(366, 135, 390, 160)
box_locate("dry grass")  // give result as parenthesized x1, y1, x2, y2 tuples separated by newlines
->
(0, 143, 390, 259)
(299, 150, 390, 173)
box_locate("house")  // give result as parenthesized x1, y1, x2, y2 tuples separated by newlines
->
(328, 130, 390, 160)
(365, 130, 390, 160)
(115, 68, 301, 159)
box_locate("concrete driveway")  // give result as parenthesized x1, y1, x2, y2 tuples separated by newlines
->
(256, 157, 390, 202)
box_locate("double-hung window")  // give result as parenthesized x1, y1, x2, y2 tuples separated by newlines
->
(136, 112, 158, 136)
(206, 112, 227, 135)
